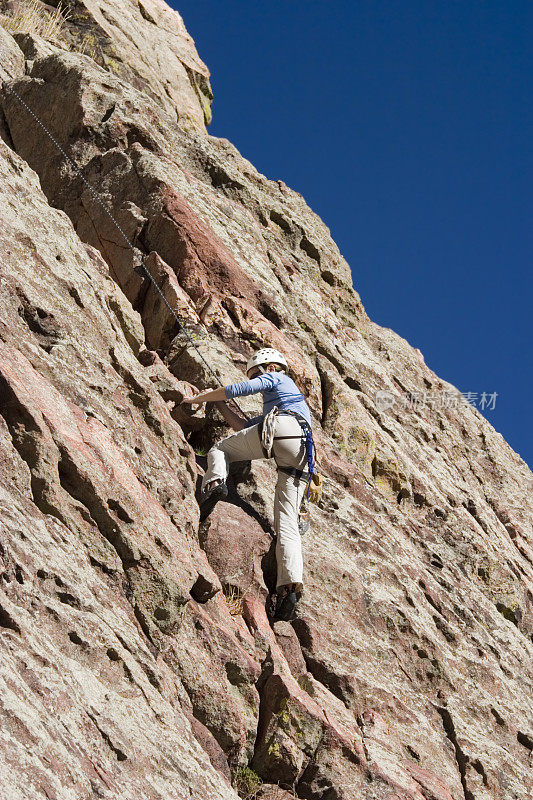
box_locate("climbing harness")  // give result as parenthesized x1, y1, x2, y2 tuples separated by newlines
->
(260, 408, 320, 503)
(279, 411, 323, 505)
(277, 410, 315, 497)
(0, 79, 248, 420)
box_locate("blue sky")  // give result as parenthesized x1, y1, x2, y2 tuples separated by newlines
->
(174, 1, 532, 468)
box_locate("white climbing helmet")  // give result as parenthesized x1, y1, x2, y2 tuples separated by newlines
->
(246, 348, 288, 376)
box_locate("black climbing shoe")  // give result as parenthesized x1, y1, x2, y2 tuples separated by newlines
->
(270, 588, 300, 622)
(200, 481, 228, 506)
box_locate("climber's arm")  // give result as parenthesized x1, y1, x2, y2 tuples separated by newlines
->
(213, 400, 246, 431)
(224, 374, 276, 398)
(181, 387, 246, 430)
(182, 374, 274, 407)
(182, 386, 227, 405)
(182, 374, 276, 428)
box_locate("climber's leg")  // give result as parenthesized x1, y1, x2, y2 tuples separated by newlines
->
(201, 423, 265, 493)
(270, 415, 308, 599)
(273, 468, 306, 594)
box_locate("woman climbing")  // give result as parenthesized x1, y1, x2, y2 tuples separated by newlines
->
(181, 348, 314, 622)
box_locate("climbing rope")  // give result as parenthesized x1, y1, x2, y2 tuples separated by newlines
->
(1, 79, 248, 419)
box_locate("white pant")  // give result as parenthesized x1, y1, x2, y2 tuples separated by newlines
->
(202, 414, 309, 592)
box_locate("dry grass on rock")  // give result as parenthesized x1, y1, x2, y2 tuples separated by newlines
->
(0, 0, 70, 45)
(223, 583, 245, 616)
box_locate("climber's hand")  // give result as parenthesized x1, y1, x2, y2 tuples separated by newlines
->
(181, 390, 206, 408)
(181, 386, 227, 406)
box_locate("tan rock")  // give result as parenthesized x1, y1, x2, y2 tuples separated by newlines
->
(199, 501, 272, 596)
(0, 141, 238, 798)
(82, 0, 212, 130)
(7, 0, 214, 131)
(0, 25, 24, 144)
(140, 249, 201, 349)
(0, 5, 531, 798)
(254, 785, 299, 800)
(166, 596, 262, 769)
(0, 25, 24, 82)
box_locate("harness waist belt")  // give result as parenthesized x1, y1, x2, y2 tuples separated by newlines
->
(277, 466, 311, 480)
(259, 409, 315, 500)
(277, 410, 310, 425)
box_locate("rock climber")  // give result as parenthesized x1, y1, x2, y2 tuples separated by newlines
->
(181, 348, 314, 622)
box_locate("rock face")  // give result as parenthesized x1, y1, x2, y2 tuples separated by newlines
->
(0, 0, 212, 131)
(0, 5, 532, 800)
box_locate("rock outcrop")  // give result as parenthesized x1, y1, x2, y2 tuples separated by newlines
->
(0, 0, 212, 131)
(0, 4, 532, 799)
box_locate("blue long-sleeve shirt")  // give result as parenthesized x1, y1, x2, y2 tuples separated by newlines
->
(224, 372, 312, 428)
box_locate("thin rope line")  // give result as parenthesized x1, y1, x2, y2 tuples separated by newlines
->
(1, 79, 248, 418)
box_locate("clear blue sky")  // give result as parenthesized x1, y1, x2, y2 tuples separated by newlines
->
(173, 1, 532, 469)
